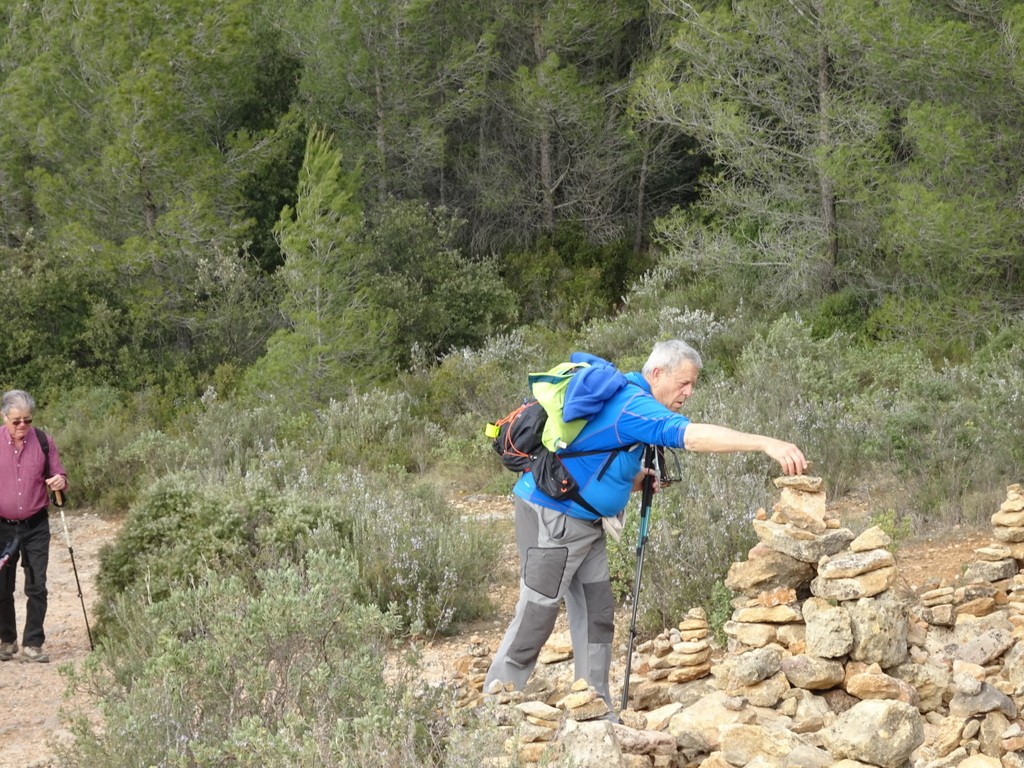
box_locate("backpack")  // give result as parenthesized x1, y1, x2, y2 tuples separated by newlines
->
(485, 360, 632, 516)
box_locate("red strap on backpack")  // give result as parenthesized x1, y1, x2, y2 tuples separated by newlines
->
(495, 402, 534, 462)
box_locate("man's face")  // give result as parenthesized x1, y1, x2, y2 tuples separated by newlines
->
(3, 407, 33, 441)
(650, 362, 699, 412)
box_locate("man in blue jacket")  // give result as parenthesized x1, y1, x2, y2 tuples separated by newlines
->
(483, 339, 808, 710)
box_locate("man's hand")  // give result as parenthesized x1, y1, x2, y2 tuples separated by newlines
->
(632, 467, 661, 493)
(762, 439, 808, 476)
(45, 475, 67, 492)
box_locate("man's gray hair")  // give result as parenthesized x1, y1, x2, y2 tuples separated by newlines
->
(642, 340, 703, 376)
(1, 390, 35, 416)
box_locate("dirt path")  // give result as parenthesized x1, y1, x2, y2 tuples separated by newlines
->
(0, 499, 997, 767)
(0, 510, 119, 768)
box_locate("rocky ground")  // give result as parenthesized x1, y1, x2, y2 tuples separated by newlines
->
(0, 498, 993, 767)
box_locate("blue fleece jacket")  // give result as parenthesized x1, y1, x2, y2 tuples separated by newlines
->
(514, 371, 690, 520)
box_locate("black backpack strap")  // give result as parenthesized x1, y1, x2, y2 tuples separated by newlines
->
(555, 442, 642, 518)
(558, 442, 641, 480)
(567, 490, 604, 518)
(34, 427, 50, 478)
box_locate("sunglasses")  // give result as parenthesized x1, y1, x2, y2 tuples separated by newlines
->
(6, 417, 32, 426)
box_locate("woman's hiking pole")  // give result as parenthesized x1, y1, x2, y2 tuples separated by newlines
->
(59, 509, 95, 651)
(620, 445, 657, 713)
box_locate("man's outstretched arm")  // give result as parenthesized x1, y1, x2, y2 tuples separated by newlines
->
(683, 423, 808, 476)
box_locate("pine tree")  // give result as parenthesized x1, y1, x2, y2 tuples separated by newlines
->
(244, 128, 392, 403)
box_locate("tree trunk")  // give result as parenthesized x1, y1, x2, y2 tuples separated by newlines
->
(533, 12, 555, 233)
(816, 17, 838, 284)
(375, 63, 388, 202)
(142, 183, 156, 232)
(634, 133, 649, 254)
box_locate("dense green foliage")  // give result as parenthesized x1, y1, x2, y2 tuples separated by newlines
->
(4, 0, 1024, 398)
(636, 0, 1024, 358)
(63, 547, 509, 768)
(4, 0, 1024, 764)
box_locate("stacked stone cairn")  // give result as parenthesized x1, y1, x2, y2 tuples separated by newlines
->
(448, 479, 1024, 768)
(628, 608, 714, 712)
(450, 634, 493, 708)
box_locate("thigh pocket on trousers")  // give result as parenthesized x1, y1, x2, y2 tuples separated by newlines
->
(524, 547, 568, 600)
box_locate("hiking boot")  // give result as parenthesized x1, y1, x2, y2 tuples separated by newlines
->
(20, 645, 49, 663)
(0, 642, 17, 661)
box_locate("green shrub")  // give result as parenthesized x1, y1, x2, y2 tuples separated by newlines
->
(866, 293, 998, 364)
(342, 474, 500, 634)
(607, 451, 767, 635)
(42, 385, 170, 511)
(580, 304, 732, 373)
(365, 198, 520, 368)
(607, 512, 640, 602)
(96, 475, 253, 610)
(707, 580, 734, 647)
(437, 411, 512, 493)
(178, 394, 304, 480)
(808, 288, 871, 340)
(723, 317, 874, 495)
(97, 470, 498, 637)
(415, 330, 565, 488)
(733, 315, 857, 402)
(43, 385, 296, 513)
(499, 224, 644, 331)
(63, 547, 441, 768)
(319, 389, 444, 474)
(420, 330, 547, 424)
(866, 508, 912, 550)
(843, 343, 1023, 526)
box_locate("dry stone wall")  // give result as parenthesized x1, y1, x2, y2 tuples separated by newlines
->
(447, 480, 1024, 768)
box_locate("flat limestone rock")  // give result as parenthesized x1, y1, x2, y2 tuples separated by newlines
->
(666, 662, 712, 683)
(779, 654, 846, 690)
(975, 544, 1011, 561)
(811, 566, 896, 601)
(753, 519, 855, 563)
(564, 698, 610, 721)
(992, 509, 1024, 527)
(816, 548, 895, 579)
(850, 526, 892, 552)
(962, 558, 1017, 584)
(773, 475, 825, 493)
(821, 700, 924, 768)
(999, 484, 1024, 514)
(844, 668, 919, 707)
(992, 525, 1024, 543)
(771, 487, 827, 534)
(758, 587, 798, 607)
(725, 547, 816, 594)
(723, 620, 777, 648)
(733, 604, 803, 624)
(517, 700, 561, 720)
(558, 689, 597, 710)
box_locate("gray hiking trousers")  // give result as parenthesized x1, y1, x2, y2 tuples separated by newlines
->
(484, 496, 616, 707)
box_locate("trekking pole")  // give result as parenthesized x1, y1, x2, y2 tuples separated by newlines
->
(59, 509, 95, 651)
(0, 535, 20, 574)
(620, 445, 658, 712)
